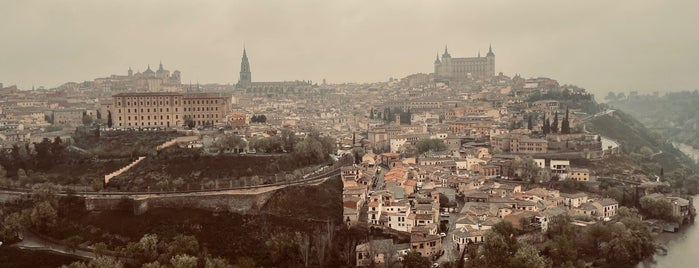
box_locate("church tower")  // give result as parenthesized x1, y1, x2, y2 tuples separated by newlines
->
(238, 48, 252, 86)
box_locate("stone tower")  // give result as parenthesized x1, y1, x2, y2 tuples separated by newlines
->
(486, 44, 495, 76)
(238, 48, 251, 86)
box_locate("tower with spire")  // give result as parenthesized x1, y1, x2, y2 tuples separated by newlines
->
(238, 48, 252, 87)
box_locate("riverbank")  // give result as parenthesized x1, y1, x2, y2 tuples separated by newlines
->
(638, 195, 699, 268)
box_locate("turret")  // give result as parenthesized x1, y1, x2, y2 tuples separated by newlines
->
(442, 45, 451, 58)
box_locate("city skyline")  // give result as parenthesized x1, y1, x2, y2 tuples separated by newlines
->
(2, 0, 699, 96)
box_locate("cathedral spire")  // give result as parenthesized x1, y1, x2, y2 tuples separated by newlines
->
(442, 45, 451, 58)
(238, 47, 251, 86)
(487, 43, 495, 57)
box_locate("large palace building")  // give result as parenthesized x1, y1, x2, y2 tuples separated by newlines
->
(110, 92, 231, 128)
(434, 45, 495, 80)
(235, 48, 313, 94)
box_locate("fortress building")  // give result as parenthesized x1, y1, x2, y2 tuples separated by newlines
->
(434, 45, 495, 80)
(110, 92, 230, 129)
(235, 48, 313, 95)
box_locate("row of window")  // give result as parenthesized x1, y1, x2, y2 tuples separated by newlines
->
(120, 108, 178, 113)
(184, 107, 219, 112)
(117, 119, 220, 127)
(184, 100, 219, 105)
(117, 100, 179, 106)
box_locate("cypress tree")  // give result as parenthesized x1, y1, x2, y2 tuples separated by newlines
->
(561, 108, 571, 134)
(551, 111, 559, 133)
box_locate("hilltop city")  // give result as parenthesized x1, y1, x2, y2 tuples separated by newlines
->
(0, 45, 696, 268)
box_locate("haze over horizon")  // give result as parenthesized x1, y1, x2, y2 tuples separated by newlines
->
(2, 0, 698, 96)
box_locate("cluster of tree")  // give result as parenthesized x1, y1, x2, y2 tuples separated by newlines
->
(542, 209, 655, 267)
(292, 131, 336, 165)
(639, 196, 676, 222)
(60, 233, 240, 268)
(0, 137, 65, 177)
(248, 129, 298, 153)
(415, 138, 447, 154)
(458, 222, 549, 268)
(0, 184, 60, 243)
(216, 134, 247, 153)
(250, 114, 267, 123)
(542, 108, 572, 135)
(447, 209, 656, 268)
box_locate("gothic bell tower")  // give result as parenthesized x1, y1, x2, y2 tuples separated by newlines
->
(238, 48, 252, 86)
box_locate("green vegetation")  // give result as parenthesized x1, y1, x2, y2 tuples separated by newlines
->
(1, 178, 351, 267)
(73, 129, 184, 158)
(108, 130, 335, 191)
(416, 138, 447, 154)
(585, 109, 699, 194)
(0, 247, 80, 268)
(402, 251, 431, 267)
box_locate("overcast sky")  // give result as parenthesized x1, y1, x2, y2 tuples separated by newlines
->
(2, 0, 698, 96)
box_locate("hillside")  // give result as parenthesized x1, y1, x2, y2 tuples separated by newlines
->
(607, 91, 699, 148)
(586, 110, 694, 173)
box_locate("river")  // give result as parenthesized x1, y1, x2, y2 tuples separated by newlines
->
(638, 143, 699, 267)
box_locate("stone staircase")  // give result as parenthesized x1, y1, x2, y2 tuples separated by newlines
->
(103, 156, 146, 184)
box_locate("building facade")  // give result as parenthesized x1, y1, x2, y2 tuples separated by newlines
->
(434, 45, 495, 79)
(111, 92, 230, 128)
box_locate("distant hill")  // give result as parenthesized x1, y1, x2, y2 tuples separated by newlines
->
(607, 91, 699, 149)
(585, 109, 695, 173)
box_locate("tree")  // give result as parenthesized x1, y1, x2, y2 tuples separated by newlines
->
(61, 257, 123, 268)
(93, 242, 109, 257)
(107, 111, 113, 128)
(96, 110, 102, 120)
(30, 201, 58, 232)
(205, 257, 233, 268)
(483, 232, 512, 268)
(64, 235, 83, 253)
(351, 148, 365, 165)
(542, 115, 550, 135)
(142, 261, 165, 268)
(168, 234, 200, 256)
(217, 134, 247, 153)
(551, 111, 559, 133)
(416, 138, 447, 154)
(280, 129, 298, 152)
(170, 254, 198, 268)
(296, 232, 311, 267)
(402, 251, 430, 268)
(82, 112, 94, 126)
(34, 138, 53, 170)
(561, 108, 571, 134)
(135, 233, 160, 262)
(184, 117, 195, 129)
(604, 91, 618, 102)
(527, 115, 533, 130)
(508, 243, 548, 268)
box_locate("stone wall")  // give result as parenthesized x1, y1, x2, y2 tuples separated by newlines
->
(84, 190, 278, 215)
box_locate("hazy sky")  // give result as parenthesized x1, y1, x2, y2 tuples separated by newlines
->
(2, 0, 698, 96)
